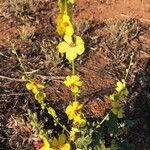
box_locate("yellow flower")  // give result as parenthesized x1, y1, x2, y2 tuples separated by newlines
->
(65, 101, 86, 127)
(57, 14, 74, 36)
(38, 136, 52, 150)
(58, 35, 85, 61)
(26, 81, 46, 105)
(111, 107, 124, 119)
(64, 75, 83, 93)
(73, 114, 86, 127)
(69, 127, 79, 141)
(51, 134, 70, 150)
(116, 79, 129, 95)
(26, 81, 45, 95)
(65, 101, 83, 120)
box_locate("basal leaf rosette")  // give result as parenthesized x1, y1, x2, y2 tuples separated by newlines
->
(64, 75, 83, 93)
(57, 14, 74, 36)
(58, 35, 85, 62)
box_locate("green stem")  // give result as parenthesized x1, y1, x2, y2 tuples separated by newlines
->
(72, 60, 75, 75)
(74, 94, 77, 101)
(64, 0, 68, 14)
(54, 118, 70, 134)
(92, 113, 109, 133)
(125, 52, 134, 80)
(71, 60, 77, 101)
(11, 42, 28, 78)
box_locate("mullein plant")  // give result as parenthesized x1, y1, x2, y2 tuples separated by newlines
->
(109, 52, 134, 119)
(12, 0, 135, 149)
(12, 0, 86, 149)
(57, 0, 86, 145)
(11, 43, 71, 149)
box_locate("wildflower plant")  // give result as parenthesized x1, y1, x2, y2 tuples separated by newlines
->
(12, 0, 137, 149)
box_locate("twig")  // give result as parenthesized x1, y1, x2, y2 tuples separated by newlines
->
(0, 93, 29, 96)
(36, 74, 65, 81)
(0, 75, 65, 82)
(0, 75, 25, 82)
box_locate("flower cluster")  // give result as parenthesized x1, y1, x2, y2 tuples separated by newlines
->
(58, 35, 85, 62)
(66, 101, 86, 127)
(57, 15, 74, 36)
(51, 134, 70, 150)
(36, 134, 70, 150)
(64, 75, 83, 93)
(109, 79, 129, 118)
(57, 0, 85, 62)
(26, 80, 46, 107)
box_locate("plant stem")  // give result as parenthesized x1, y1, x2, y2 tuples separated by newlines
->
(125, 52, 134, 80)
(11, 42, 28, 78)
(54, 118, 70, 134)
(72, 60, 75, 75)
(71, 60, 77, 101)
(74, 94, 77, 101)
(94, 113, 109, 131)
(64, 0, 68, 14)
(97, 113, 109, 127)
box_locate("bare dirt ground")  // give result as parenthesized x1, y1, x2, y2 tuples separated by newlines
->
(0, 0, 150, 149)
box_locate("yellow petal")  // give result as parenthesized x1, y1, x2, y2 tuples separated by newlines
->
(58, 42, 69, 54)
(71, 127, 80, 132)
(71, 75, 80, 82)
(69, 130, 76, 141)
(64, 76, 72, 87)
(39, 136, 51, 150)
(72, 36, 84, 55)
(63, 15, 74, 36)
(66, 49, 77, 61)
(65, 24, 74, 36)
(26, 82, 34, 90)
(37, 83, 45, 89)
(35, 92, 46, 102)
(75, 80, 83, 87)
(116, 79, 126, 93)
(76, 36, 84, 45)
(71, 86, 79, 93)
(75, 44, 85, 55)
(64, 35, 73, 44)
(32, 87, 39, 94)
(73, 114, 86, 126)
(72, 101, 80, 109)
(60, 143, 70, 150)
(56, 15, 65, 35)
(65, 105, 74, 120)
